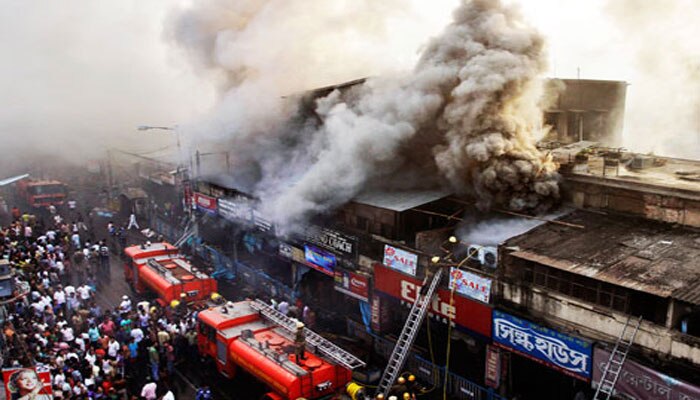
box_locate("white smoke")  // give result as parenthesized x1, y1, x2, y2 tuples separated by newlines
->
(171, 0, 560, 232)
(604, 0, 700, 158)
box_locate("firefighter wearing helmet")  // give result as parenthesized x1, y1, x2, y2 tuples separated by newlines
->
(294, 321, 306, 363)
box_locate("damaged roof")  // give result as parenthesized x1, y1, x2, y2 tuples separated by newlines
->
(505, 209, 700, 304)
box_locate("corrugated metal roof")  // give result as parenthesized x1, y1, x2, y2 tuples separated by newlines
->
(671, 278, 700, 305)
(506, 210, 700, 304)
(352, 189, 453, 212)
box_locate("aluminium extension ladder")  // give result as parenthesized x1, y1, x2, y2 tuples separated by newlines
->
(249, 299, 366, 370)
(374, 267, 444, 398)
(593, 315, 642, 400)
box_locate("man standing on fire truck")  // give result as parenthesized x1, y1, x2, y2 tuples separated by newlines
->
(294, 321, 306, 363)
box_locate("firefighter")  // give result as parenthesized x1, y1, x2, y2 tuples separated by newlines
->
(294, 321, 306, 363)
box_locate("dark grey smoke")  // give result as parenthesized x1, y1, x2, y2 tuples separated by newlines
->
(171, 0, 560, 231)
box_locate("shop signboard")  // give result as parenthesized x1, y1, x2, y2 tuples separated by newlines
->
(3, 367, 53, 400)
(334, 269, 370, 301)
(383, 244, 417, 276)
(449, 267, 492, 303)
(493, 310, 592, 381)
(218, 197, 253, 223)
(279, 243, 305, 263)
(485, 344, 501, 389)
(194, 192, 217, 215)
(370, 294, 392, 333)
(304, 245, 336, 276)
(593, 347, 700, 399)
(305, 226, 358, 258)
(373, 263, 492, 338)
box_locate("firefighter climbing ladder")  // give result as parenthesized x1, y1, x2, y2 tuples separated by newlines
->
(249, 299, 366, 370)
(593, 315, 642, 400)
(375, 267, 445, 398)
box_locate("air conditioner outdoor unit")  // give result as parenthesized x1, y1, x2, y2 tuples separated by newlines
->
(467, 245, 481, 260)
(478, 247, 498, 269)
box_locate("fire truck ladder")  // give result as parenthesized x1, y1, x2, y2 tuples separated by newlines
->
(374, 267, 444, 399)
(594, 315, 642, 400)
(249, 299, 366, 370)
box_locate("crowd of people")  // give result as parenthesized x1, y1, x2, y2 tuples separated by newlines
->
(0, 207, 205, 400)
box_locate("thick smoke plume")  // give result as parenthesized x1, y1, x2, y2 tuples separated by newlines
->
(605, 0, 700, 158)
(171, 0, 559, 231)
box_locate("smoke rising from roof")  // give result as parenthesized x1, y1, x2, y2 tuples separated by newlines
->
(171, 0, 560, 231)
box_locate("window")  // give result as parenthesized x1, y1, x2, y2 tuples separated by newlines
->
(522, 263, 630, 313)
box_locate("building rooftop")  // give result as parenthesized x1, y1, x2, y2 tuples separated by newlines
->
(352, 189, 453, 212)
(505, 209, 700, 304)
(552, 142, 700, 200)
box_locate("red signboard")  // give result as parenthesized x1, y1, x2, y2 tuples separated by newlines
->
(485, 345, 501, 389)
(373, 263, 492, 338)
(3, 367, 52, 400)
(334, 270, 370, 301)
(194, 192, 217, 214)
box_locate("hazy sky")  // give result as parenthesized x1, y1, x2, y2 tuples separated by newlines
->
(0, 0, 697, 168)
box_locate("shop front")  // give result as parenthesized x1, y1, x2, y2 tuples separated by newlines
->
(493, 310, 593, 399)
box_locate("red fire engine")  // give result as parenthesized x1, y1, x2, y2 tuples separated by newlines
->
(123, 242, 217, 306)
(197, 299, 366, 400)
(16, 179, 67, 208)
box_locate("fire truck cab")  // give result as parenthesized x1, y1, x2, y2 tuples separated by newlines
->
(16, 179, 67, 208)
(197, 300, 358, 400)
(123, 242, 217, 306)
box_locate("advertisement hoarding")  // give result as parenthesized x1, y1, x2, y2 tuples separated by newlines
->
(383, 245, 417, 276)
(3, 367, 53, 400)
(303, 245, 336, 276)
(493, 310, 592, 381)
(194, 192, 217, 214)
(334, 270, 370, 301)
(449, 267, 492, 303)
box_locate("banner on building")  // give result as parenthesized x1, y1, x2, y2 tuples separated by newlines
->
(3, 367, 53, 400)
(485, 345, 502, 389)
(194, 192, 217, 214)
(383, 245, 418, 276)
(279, 243, 306, 264)
(305, 226, 358, 258)
(493, 310, 592, 381)
(449, 267, 492, 303)
(592, 347, 700, 399)
(334, 270, 370, 301)
(373, 263, 492, 338)
(218, 197, 253, 223)
(304, 245, 336, 276)
(370, 294, 392, 333)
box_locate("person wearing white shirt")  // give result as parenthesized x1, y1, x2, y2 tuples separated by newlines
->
(77, 285, 91, 301)
(64, 286, 76, 296)
(61, 326, 74, 342)
(131, 327, 144, 343)
(108, 338, 120, 358)
(54, 288, 66, 307)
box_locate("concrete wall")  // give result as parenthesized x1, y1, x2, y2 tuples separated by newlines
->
(498, 281, 700, 366)
(566, 178, 700, 228)
(544, 79, 627, 146)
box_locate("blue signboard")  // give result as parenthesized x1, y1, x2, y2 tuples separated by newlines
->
(493, 310, 592, 381)
(304, 245, 336, 276)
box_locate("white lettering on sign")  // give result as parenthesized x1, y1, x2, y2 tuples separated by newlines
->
(400, 280, 456, 319)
